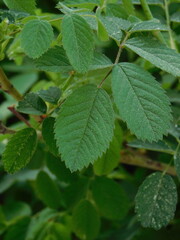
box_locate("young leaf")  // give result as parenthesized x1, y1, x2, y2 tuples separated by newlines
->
(35, 46, 73, 73)
(37, 87, 61, 105)
(17, 92, 47, 115)
(125, 37, 180, 77)
(3, 0, 36, 14)
(54, 84, 114, 172)
(94, 123, 122, 175)
(62, 14, 94, 73)
(135, 172, 177, 230)
(129, 20, 168, 32)
(112, 63, 172, 142)
(2, 128, 37, 174)
(72, 200, 100, 240)
(92, 177, 130, 220)
(42, 117, 59, 156)
(21, 19, 54, 59)
(36, 171, 62, 209)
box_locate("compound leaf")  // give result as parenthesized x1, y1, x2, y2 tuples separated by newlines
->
(125, 37, 180, 77)
(62, 14, 94, 73)
(72, 200, 100, 240)
(2, 128, 37, 174)
(112, 63, 172, 142)
(54, 84, 114, 172)
(21, 19, 54, 59)
(135, 172, 177, 230)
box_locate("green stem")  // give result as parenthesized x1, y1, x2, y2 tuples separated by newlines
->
(98, 32, 131, 88)
(140, 0, 153, 20)
(140, 0, 166, 44)
(0, 67, 23, 101)
(62, 72, 75, 91)
(164, 0, 177, 50)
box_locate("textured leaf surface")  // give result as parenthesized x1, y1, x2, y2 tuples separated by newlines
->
(21, 19, 54, 59)
(89, 52, 113, 71)
(36, 171, 62, 209)
(42, 118, 58, 156)
(112, 63, 172, 141)
(3, 0, 36, 14)
(92, 177, 130, 220)
(35, 46, 72, 73)
(54, 84, 114, 172)
(62, 14, 94, 73)
(2, 128, 37, 174)
(135, 172, 177, 230)
(38, 87, 61, 104)
(94, 123, 122, 175)
(129, 20, 168, 32)
(17, 92, 47, 115)
(125, 37, 180, 77)
(72, 200, 100, 240)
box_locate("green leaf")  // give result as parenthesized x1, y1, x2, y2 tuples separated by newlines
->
(35, 46, 73, 73)
(4, 217, 30, 240)
(112, 63, 172, 142)
(63, 177, 89, 208)
(37, 87, 61, 105)
(36, 171, 62, 209)
(125, 37, 180, 77)
(2, 128, 37, 174)
(135, 172, 177, 230)
(128, 139, 175, 154)
(26, 208, 57, 240)
(92, 177, 130, 220)
(174, 147, 180, 181)
(3, 0, 36, 14)
(94, 123, 122, 175)
(17, 92, 47, 115)
(100, 16, 131, 32)
(50, 222, 71, 240)
(122, 0, 135, 15)
(89, 52, 113, 71)
(21, 19, 54, 59)
(54, 84, 114, 172)
(72, 200, 100, 240)
(97, 18, 109, 41)
(42, 118, 59, 156)
(171, 12, 180, 23)
(46, 153, 77, 183)
(62, 14, 94, 73)
(129, 20, 168, 32)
